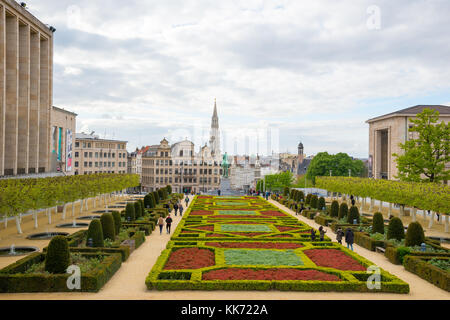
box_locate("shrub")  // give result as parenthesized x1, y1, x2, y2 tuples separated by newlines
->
(338, 203, 348, 219)
(405, 222, 425, 247)
(305, 194, 312, 205)
(150, 193, 156, 207)
(101, 213, 116, 241)
(158, 189, 165, 201)
(125, 203, 136, 222)
(283, 187, 290, 197)
(166, 185, 172, 194)
(310, 195, 319, 209)
(330, 201, 339, 217)
(296, 191, 304, 202)
(153, 191, 160, 204)
(372, 212, 385, 234)
(347, 206, 360, 224)
(45, 236, 70, 274)
(387, 217, 405, 241)
(86, 219, 104, 247)
(318, 197, 326, 210)
(139, 200, 145, 216)
(112, 211, 121, 235)
(134, 201, 142, 219)
(144, 194, 153, 209)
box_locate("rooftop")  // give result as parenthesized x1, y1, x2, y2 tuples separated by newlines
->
(75, 132, 127, 143)
(367, 105, 450, 123)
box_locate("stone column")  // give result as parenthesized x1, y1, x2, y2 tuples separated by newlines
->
(17, 23, 30, 174)
(0, 6, 5, 175)
(28, 30, 40, 173)
(4, 14, 18, 175)
(38, 36, 49, 173)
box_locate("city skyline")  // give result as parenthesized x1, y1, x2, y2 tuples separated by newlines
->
(23, 1, 450, 158)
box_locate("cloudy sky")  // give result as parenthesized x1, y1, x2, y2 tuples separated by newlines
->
(27, 0, 450, 158)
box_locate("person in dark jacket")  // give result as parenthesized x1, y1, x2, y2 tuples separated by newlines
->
(179, 204, 184, 217)
(294, 202, 299, 215)
(336, 228, 344, 245)
(185, 197, 190, 207)
(319, 226, 327, 241)
(173, 203, 179, 216)
(345, 228, 354, 251)
(310, 228, 316, 241)
(165, 215, 173, 234)
(299, 203, 305, 215)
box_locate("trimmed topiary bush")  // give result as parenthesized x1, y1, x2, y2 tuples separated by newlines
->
(134, 201, 142, 219)
(372, 212, 385, 234)
(387, 217, 405, 241)
(139, 199, 145, 217)
(153, 191, 160, 204)
(101, 213, 116, 241)
(166, 185, 172, 194)
(347, 206, 360, 224)
(305, 194, 312, 206)
(295, 190, 305, 202)
(310, 195, 319, 209)
(45, 236, 70, 274)
(125, 203, 136, 222)
(405, 222, 425, 247)
(87, 219, 104, 247)
(318, 197, 326, 210)
(330, 201, 339, 217)
(150, 193, 156, 208)
(158, 189, 164, 201)
(144, 194, 152, 209)
(112, 211, 121, 235)
(338, 202, 348, 219)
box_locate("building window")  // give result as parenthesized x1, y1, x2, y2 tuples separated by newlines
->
(75, 142, 79, 148)
(88, 143, 91, 148)
(89, 162, 92, 167)
(165, 152, 168, 157)
(95, 162, 98, 167)
(95, 152, 98, 158)
(112, 153, 115, 158)
(75, 152, 79, 158)
(119, 153, 122, 158)
(84, 162, 88, 167)
(75, 162, 79, 168)
(89, 152, 93, 158)
(83, 142, 86, 148)
(84, 152, 88, 157)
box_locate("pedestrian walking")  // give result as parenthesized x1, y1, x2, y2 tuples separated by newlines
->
(179, 204, 184, 217)
(157, 216, 165, 235)
(165, 215, 173, 234)
(319, 226, 327, 241)
(294, 202, 299, 215)
(299, 203, 305, 215)
(345, 228, 354, 251)
(310, 228, 316, 241)
(185, 196, 190, 207)
(174, 203, 179, 217)
(336, 227, 344, 245)
(218, 190, 221, 196)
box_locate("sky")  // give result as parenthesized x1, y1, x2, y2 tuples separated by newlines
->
(25, 0, 450, 158)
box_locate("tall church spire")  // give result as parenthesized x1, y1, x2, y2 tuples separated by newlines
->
(209, 99, 221, 160)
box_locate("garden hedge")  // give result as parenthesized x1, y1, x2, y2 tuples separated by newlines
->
(403, 256, 449, 292)
(0, 252, 122, 293)
(353, 232, 386, 252)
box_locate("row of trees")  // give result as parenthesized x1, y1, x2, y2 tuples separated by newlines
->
(0, 174, 140, 233)
(144, 185, 172, 209)
(256, 171, 294, 192)
(316, 176, 450, 215)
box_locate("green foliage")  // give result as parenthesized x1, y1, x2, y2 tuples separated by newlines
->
(310, 195, 318, 209)
(139, 200, 145, 217)
(100, 213, 116, 241)
(153, 191, 160, 204)
(263, 171, 294, 192)
(330, 201, 339, 217)
(338, 202, 348, 219)
(125, 203, 136, 222)
(134, 201, 142, 219)
(305, 194, 312, 205)
(144, 194, 154, 209)
(347, 206, 360, 224)
(158, 189, 165, 201)
(166, 185, 172, 194)
(405, 222, 425, 247)
(428, 258, 450, 272)
(393, 108, 450, 183)
(387, 217, 405, 241)
(111, 211, 121, 235)
(372, 212, 385, 234)
(44, 236, 70, 274)
(315, 177, 450, 215)
(283, 187, 290, 197)
(306, 152, 365, 183)
(86, 219, 104, 247)
(318, 197, 326, 210)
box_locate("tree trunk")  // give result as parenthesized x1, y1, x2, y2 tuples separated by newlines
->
(34, 211, 38, 229)
(445, 215, 449, 233)
(379, 201, 383, 213)
(80, 200, 83, 214)
(48, 208, 52, 225)
(399, 205, 404, 217)
(428, 211, 435, 228)
(4, 215, 7, 229)
(411, 207, 417, 222)
(360, 198, 364, 212)
(15, 216, 23, 234)
(85, 199, 89, 211)
(388, 203, 392, 217)
(62, 204, 67, 220)
(369, 199, 374, 212)
(72, 202, 75, 217)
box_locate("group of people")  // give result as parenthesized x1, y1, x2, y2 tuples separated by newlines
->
(311, 226, 354, 250)
(157, 196, 191, 235)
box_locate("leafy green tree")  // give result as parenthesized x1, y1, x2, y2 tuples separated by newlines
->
(393, 108, 450, 183)
(264, 171, 294, 192)
(306, 152, 365, 183)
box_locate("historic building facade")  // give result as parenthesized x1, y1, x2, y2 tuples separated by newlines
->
(229, 155, 261, 191)
(74, 132, 128, 175)
(0, 0, 55, 176)
(50, 106, 77, 175)
(366, 105, 450, 181)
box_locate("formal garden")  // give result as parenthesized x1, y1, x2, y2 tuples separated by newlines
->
(274, 180, 450, 292)
(146, 195, 409, 293)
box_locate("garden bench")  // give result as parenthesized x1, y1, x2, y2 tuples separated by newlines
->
(375, 246, 386, 254)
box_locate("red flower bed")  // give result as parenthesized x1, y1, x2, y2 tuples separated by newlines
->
(228, 232, 270, 237)
(206, 233, 231, 237)
(164, 248, 215, 270)
(181, 230, 199, 234)
(260, 211, 286, 217)
(270, 234, 293, 238)
(203, 268, 341, 281)
(190, 210, 214, 216)
(225, 221, 261, 225)
(276, 226, 300, 232)
(194, 225, 214, 232)
(304, 249, 366, 271)
(212, 215, 265, 219)
(206, 242, 304, 249)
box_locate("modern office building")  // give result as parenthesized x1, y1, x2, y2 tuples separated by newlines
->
(0, 0, 55, 176)
(74, 132, 128, 175)
(366, 105, 450, 181)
